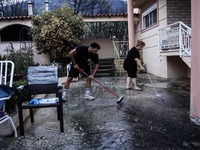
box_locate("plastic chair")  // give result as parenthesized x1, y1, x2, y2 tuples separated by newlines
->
(66, 63, 71, 77)
(0, 60, 17, 138)
(17, 66, 64, 137)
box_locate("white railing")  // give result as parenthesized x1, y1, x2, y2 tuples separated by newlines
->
(114, 41, 129, 58)
(112, 40, 129, 76)
(158, 21, 191, 57)
(112, 40, 121, 76)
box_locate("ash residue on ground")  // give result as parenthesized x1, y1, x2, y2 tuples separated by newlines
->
(1, 73, 200, 150)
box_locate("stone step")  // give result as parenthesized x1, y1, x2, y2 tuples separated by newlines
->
(91, 58, 118, 77)
(95, 72, 118, 77)
(98, 65, 115, 69)
(96, 68, 116, 73)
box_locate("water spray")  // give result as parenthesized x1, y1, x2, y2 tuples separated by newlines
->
(145, 68, 160, 97)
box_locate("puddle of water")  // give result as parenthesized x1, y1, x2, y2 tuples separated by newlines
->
(156, 94, 161, 97)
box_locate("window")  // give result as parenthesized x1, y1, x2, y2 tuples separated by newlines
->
(142, 1, 157, 30)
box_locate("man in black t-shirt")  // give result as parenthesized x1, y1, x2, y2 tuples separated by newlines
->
(62, 42, 101, 101)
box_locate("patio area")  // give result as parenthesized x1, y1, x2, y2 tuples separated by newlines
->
(1, 73, 200, 149)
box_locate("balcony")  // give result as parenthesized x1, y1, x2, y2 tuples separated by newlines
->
(158, 21, 191, 57)
(158, 21, 191, 68)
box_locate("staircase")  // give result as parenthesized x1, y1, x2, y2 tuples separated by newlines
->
(182, 56, 191, 68)
(91, 58, 118, 77)
(158, 21, 191, 68)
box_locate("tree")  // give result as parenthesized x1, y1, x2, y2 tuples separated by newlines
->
(85, 22, 128, 41)
(109, 0, 127, 14)
(59, 0, 111, 15)
(95, 0, 111, 14)
(30, 5, 86, 60)
(0, 1, 28, 17)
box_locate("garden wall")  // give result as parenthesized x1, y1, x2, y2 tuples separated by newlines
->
(82, 38, 114, 59)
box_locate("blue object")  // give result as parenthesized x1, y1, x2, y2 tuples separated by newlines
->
(0, 101, 4, 109)
(0, 84, 15, 99)
(29, 98, 58, 104)
(29, 99, 40, 104)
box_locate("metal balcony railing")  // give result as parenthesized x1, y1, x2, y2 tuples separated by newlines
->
(158, 21, 191, 57)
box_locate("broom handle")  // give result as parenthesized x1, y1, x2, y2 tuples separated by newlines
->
(77, 68, 119, 98)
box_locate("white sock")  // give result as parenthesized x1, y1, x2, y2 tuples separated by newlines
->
(63, 89, 68, 92)
(85, 88, 90, 94)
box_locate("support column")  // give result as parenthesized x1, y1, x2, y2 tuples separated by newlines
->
(127, 0, 135, 49)
(190, 0, 200, 125)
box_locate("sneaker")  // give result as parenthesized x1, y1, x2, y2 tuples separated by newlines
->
(62, 91, 68, 101)
(84, 93, 95, 100)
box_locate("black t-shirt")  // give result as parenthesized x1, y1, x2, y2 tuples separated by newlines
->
(74, 45, 99, 67)
(123, 47, 140, 70)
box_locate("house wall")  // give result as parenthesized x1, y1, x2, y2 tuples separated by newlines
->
(0, 18, 114, 64)
(0, 41, 50, 65)
(190, 0, 200, 125)
(167, 0, 191, 27)
(0, 19, 50, 65)
(0, 38, 113, 65)
(134, 0, 191, 78)
(135, 0, 168, 78)
(0, 19, 32, 29)
(165, 0, 191, 78)
(81, 38, 114, 59)
(167, 56, 188, 78)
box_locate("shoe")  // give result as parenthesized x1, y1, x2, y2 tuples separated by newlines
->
(133, 87, 143, 91)
(84, 93, 95, 100)
(125, 87, 133, 90)
(62, 91, 68, 101)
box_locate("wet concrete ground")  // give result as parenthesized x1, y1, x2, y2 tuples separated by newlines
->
(1, 73, 200, 149)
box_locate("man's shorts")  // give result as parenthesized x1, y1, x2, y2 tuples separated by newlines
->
(68, 65, 91, 78)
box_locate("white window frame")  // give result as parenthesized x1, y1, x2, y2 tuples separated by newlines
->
(142, 1, 157, 30)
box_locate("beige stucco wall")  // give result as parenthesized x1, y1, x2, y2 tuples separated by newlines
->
(190, 0, 200, 125)
(33, 49, 50, 65)
(134, 0, 168, 78)
(0, 18, 114, 64)
(0, 38, 113, 65)
(0, 41, 50, 65)
(82, 38, 114, 59)
(35, 38, 114, 63)
(134, 0, 191, 78)
(0, 19, 32, 29)
(167, 56, 188, 78)
(0, 19, 50, 65)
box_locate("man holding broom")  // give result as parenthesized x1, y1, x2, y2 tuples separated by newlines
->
(62, 42, 101, 101)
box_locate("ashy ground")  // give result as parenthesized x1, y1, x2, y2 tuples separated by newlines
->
(1, 73, 200, 150)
